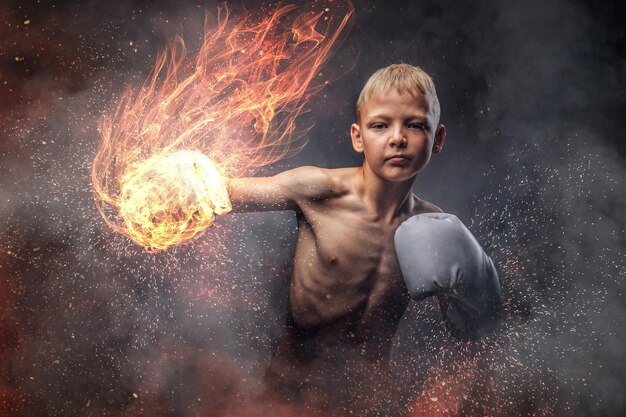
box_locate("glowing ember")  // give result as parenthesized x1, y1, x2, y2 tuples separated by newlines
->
(91, 2, 353, 250)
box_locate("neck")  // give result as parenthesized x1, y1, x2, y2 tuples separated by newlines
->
(356, 165, 416, 222)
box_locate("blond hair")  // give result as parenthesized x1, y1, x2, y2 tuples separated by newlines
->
(356, 64, 440, 125)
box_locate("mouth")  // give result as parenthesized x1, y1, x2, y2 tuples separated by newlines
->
(385, 155, 412, 164)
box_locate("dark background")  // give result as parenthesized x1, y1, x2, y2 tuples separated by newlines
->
(1, 0, 624, 416)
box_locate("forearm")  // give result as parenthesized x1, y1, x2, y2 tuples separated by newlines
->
(227, 176, 297, 213)
(226, 166, 332, 213)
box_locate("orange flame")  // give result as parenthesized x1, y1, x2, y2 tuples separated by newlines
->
(408, 367, 477, 417)
(92, 2, 353, 251)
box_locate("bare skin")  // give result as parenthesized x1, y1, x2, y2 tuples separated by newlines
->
(227, 89, 446, 401)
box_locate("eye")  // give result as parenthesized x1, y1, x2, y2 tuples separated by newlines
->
(370, 122, 387, 130)
(407, 122, 426, 130)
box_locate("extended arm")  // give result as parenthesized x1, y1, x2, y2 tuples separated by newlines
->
(227, 166, 336, 213)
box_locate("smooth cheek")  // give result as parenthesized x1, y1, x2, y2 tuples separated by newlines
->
(414, 153, 431, 173)
(400, 139, 430, 174)
(362, 135, 385, 161)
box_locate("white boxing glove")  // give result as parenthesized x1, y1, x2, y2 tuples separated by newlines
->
(395, 213, 502, 340)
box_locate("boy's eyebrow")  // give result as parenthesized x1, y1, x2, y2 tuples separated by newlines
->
(366, 113, 431, 125)
(365, 113, 391, 121)
(405, 116, 429, 123)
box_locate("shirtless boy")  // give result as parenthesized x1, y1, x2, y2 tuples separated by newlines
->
(227, 64, 501, 413)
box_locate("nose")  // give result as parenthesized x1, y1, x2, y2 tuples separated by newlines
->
(389, 126, 407, 148)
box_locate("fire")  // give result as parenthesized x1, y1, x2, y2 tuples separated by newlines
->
(118, 150, 231, 251)
(92, 2, 353, 251)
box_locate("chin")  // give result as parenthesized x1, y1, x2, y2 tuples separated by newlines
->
(381, 170, 419, 183)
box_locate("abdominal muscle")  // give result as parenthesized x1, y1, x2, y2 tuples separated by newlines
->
(265, 195, 414, 397)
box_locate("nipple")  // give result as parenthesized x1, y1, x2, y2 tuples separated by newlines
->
(329, 255, 338, 265)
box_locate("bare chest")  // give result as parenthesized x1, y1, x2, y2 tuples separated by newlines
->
(289, 202, 409, 330)
(311, 210, 397, 276)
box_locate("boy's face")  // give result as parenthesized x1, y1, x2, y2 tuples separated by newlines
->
(351, 89, 445, 183)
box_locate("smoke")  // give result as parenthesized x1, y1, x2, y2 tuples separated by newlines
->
(1, 0, 624, 416)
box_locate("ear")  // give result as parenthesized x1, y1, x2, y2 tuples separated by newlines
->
(432, 123, 446, 153)
(351, 123, 364, 153)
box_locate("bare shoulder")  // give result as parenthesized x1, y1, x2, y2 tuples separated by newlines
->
(411, 194, 444, 215)
(277, 166, 348, 201)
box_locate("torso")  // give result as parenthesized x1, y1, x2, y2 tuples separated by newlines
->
(266, 168, 441, 395)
